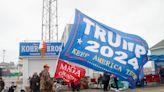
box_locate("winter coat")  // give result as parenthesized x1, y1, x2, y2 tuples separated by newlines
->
(8, 85, 16, 92)
(0, 80, 5, 91)
(40, 70, 53, 92)
(30, 75, 40, 91)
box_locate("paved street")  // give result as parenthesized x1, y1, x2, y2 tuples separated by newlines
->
(63, 88, 164, 92)
(3, 82, 164, 92)
(3, 77, 164, 92)
(63, 84, 164, 92)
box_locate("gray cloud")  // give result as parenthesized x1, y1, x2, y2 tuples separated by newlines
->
(0, 0, 163, 64)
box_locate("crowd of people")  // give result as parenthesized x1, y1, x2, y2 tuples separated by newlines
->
(29, 63, 82, 92)
(28, 69, 123, 92)
(29, 64, 55, 92)
(96, 72, 122, 92)
(0, 64, 126, 92)
(0, 77, 18, 92)
(0, 64, 55, 92)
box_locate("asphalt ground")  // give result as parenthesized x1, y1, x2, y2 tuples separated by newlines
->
(3, 77, 164, 92)
(63, 84, 164, 92)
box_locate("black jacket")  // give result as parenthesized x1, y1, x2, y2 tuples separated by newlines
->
(30, 76, 40, 91)
(0, 80, 5, 89)
(8, 85, 16, 92)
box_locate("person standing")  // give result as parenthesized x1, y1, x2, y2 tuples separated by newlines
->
(0, 77, 5, 92)
(160, 68, 164, 83)
(102, 72, 110, 91)
(70, 79, 80, 92)
(113, 75, 119, 91)
(30, 72, 40, 92)
(40, 64, 53, 92)
(97, 74, 103, 88)
(8, 82, 17, 92)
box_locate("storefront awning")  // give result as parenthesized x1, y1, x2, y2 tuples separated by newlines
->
(148, 55, 164, 61)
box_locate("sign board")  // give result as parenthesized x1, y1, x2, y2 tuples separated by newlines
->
(19, 42, 63, 57)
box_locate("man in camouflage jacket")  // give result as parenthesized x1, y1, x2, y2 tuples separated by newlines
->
(40, 64, 53, 92)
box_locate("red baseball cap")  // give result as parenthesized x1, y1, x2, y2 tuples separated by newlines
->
(43, 64, 50, 68)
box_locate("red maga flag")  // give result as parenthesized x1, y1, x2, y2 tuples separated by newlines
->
(54, 59, 86, 85)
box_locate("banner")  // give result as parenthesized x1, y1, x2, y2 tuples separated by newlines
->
(19, 42, 63, 57)
(60, 9, 149, 87)
(54, 59, 86, 85)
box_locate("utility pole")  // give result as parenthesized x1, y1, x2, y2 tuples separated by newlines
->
(2, 49, 5, 63)
(41, 0, 58, 42)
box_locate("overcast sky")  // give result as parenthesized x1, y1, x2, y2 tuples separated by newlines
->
(0, 0, 163, 64)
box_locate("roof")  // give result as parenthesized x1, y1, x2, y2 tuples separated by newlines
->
(150, 39, 164, 50)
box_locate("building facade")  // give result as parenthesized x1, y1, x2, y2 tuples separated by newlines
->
(150, 39, 164, 73)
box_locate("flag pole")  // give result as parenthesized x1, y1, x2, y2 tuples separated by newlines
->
(54, 43, 64, 77)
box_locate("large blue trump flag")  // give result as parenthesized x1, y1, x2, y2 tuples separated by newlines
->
(60, 10, 149, 87)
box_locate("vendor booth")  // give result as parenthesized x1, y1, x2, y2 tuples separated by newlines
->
(19, 42, 63, 89)
(144, 39, 164, 84)
(149, 55, 164, 73)
(143, 55, 164, 84)
(148, 55, 164, 83)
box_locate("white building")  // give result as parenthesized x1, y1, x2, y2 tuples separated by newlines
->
(19, 42, 62, 89)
